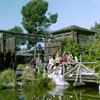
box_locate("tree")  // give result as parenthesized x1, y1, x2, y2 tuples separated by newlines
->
(21, 0, 58, 57)
(21, 0, 58, 36)
(8, 26, 23, 33)
(90, 22, 100, 40)
(7, 26, 23, 39)
(8, 26, 25, 50)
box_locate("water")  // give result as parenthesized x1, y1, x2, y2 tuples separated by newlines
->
(0, 85, 100, 100)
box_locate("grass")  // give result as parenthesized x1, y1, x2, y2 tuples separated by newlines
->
(21, 68, 55, 87)
(22, 68, 35, 82)
(0, 69, 16, 84)
(17, 64, 29, 69)
(36, 74, 55, 87)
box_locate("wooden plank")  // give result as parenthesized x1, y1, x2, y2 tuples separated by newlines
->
(15, 36, 36, 41)
(15, 53, 33, 56)
(65, 76, 98, 80)
(65, 78, 98, 83)
(45, 42, 61, 56)
(6, 37, 15, 53)
(0, 30, 54, 38)
(73, 82, 86, 86)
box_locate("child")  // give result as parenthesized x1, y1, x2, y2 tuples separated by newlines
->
(30, 59, 35, 68)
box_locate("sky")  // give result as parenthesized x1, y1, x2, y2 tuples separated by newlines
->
(0, 0, 100, 32)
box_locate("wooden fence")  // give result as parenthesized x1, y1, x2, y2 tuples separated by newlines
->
(0, 33, 16, 71)
(45, 42, 61, 56)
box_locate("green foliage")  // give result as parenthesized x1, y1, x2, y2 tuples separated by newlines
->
(8, 26, 23, 33)
(22, 84, 53, 100)
(56, 38, 79, 57)
(54, 36, 100, 73)
(0, 83, 6, 89)
(6, 26, 23, 39)
(36, 74, 54, 87)
(17, 64, 28, 69)
(21, 0, 58, 35)
(90, 22, 100, 40)
(7, 26, 25, 51)
(0, 69, 16, 84)
(81, 38, 100, 71)
(22, 68, 35, 82)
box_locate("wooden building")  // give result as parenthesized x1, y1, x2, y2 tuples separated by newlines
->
(51, 25, 96, 45)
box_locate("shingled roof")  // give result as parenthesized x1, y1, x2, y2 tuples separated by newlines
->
(51, 25, 96, 35)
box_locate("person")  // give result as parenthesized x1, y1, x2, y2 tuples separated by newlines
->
(68, 51, 73, 60)
(62, 53, 67, 63)
(53, 52, 62, 75)
(48, 56, 54, 74)
(55, 52, 62, 67)
(66, 52, 72, 71)
(30, 59, 35, 68)
(62, 53, 67, 73)
(48, 56, 54, 66)
(43, 56, 48, 72)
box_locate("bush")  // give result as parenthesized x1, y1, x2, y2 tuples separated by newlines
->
(0, 69, 16, 84)
(17, 64, 28, 69)
(22, 68, 35, 82)
(36, 74, 55, 87)
(0, 83, 6, 89)
(81, 40, 100, 72)
(53, 37, 79, 57)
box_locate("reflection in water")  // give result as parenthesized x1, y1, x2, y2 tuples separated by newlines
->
(0, 89, 17, 100)
(65, 86, 100, 100)
(48, 85, 69, 100)
(17, 93, 26, 100)
(0, 85, 100, 100)
(49, 85, 69, 96)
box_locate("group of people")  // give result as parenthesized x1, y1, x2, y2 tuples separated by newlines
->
(29, 51, 77, 75)
(47, 52, 74, 74)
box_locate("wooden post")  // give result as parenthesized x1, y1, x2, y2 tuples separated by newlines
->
(0, 33, 3, 52)
(2, 32, 6, 69)
(45, 37, 48, 57)
(79, 63, 82, 82)
(34, 43, 37, 60)
(63, 63, 65, 76)
(79, 54, 82, 82)
(75, 64, 80, 84)
(11, 37, 16, 70)
(38, 53, 40, 74)
(0, 33, 4, 70)
(80, 54, 82, 62)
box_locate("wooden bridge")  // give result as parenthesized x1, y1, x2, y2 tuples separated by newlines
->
(48, 55, 100, 86)
(62, 56, 100, 86)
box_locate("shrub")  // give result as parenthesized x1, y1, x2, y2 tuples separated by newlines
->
(22, 68, 35, 82)
(17, 64, 28, 69)
(53, 37, 79, 57)
(0, 69, 16, 84)
(36, 74, 55, 87)
(0, 83, 6, 89)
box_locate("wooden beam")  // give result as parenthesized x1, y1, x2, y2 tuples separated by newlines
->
(15, 53, 33, 56)
(0, 30, 54, 38)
